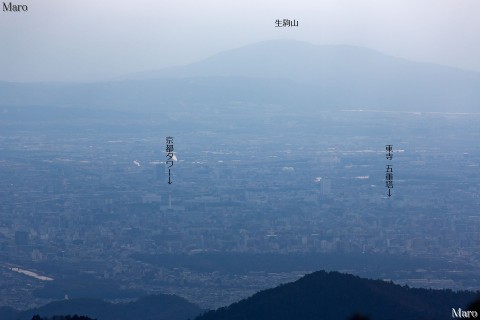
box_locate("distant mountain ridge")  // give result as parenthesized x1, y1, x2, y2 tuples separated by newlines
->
(195, 270, 480, 320)
(123, 40, 463, 83)
(122, 40, 399, 82)
(1, 39, 479, 112)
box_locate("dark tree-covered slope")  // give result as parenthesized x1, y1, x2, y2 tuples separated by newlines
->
(195, 270, 479, 320)
(0, 294, 202, 320)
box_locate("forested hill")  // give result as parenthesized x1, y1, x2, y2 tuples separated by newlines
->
(0, 294, 202, 320)
(195, 270, 480, 320)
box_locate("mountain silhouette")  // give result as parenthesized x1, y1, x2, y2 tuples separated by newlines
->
(1, 39, 479, 112)
(0, 294, 202, 320)
(195, 270, 480, 320)
(2, 271, 479, 320)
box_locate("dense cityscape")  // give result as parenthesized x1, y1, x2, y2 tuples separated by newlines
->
(1, 107, 480, 310)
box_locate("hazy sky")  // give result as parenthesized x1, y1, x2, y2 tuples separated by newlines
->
(1, 0, 479, 82)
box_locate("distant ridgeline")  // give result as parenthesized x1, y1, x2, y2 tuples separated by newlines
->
(1, 40, 480, 112)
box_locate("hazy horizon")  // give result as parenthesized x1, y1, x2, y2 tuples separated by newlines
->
(1, 0, 479, 82)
